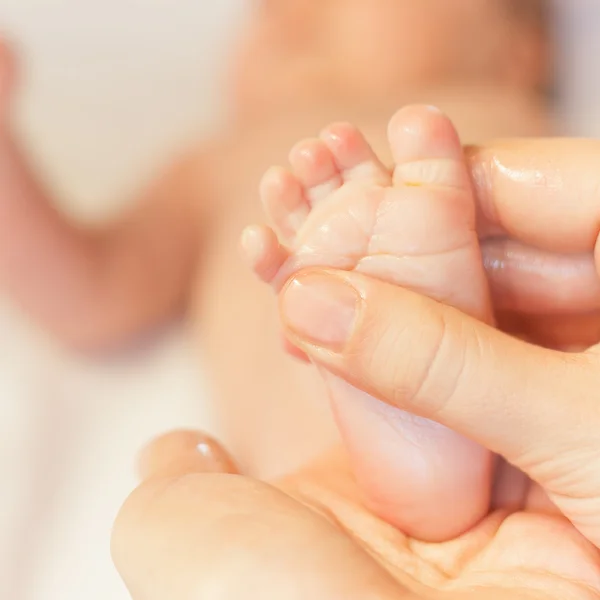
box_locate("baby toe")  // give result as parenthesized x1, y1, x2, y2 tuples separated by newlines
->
(320, 122, 390, 187)
(260, 166, 310, 241)
(240, 224, 289, 285)
(388, 105, 470, 190)
(288, 138, 342, 206)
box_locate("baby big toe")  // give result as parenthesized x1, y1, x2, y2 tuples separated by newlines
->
(388, 105, 470, 190)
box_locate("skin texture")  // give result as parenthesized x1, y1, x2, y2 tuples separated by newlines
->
(111, 139, 600, 599)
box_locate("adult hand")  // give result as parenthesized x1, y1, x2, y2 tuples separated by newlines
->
(472, 138, 600, 349)
(112, 430, 599, 600)
(276, 138, 600, 548)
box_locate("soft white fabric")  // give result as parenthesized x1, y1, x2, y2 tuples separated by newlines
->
(0, 2, 599, 599)
(0, 2, 245, 599)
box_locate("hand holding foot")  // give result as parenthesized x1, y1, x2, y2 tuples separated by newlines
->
(242, 105, 496, 541)
(274, 137, 600, 551)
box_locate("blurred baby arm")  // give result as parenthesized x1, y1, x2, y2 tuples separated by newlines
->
(0, 131, 204, 351)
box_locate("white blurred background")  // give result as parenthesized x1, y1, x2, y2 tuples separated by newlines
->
(0, 2, 246, 599)
(0, 1, 598, 599)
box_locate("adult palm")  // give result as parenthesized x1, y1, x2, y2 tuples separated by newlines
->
(113, 434, 600, 600)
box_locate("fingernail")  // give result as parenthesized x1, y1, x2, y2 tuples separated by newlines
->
(240, 225, 265, 263)
(280, 273, 360, 352)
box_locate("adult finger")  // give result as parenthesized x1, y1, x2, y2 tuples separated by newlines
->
(137, 429, 239, 481)
(481, 239, 600, 315)
(470, 139, 600, 315)
(470, 138, 600, 253)
(279, 269, 600, 545)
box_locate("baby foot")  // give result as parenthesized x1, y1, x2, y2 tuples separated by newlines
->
(246, 110, 492, 322)
(242, 105, 494, 541)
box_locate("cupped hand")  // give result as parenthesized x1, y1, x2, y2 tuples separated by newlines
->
(112, 431, 600, 600)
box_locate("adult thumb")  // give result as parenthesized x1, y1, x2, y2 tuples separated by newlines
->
(279, 269, 600, 542)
